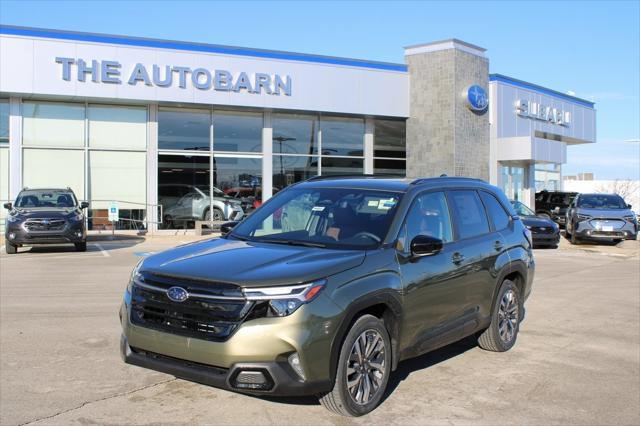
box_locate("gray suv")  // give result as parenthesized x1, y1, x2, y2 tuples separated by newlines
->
(160, 185, 244, 229)
(566, 193, 638, 244)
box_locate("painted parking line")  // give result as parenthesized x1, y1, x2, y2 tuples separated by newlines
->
(93, 243, 110, 258)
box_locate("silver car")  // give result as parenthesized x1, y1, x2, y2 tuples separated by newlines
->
(565, 193, 638, 244)
(160, 185, 244, 229)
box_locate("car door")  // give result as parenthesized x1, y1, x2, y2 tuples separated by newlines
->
(444, 190, 498, 326)
(397, 191, 469, 354)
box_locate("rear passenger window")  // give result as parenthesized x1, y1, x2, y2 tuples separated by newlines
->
(479, 192, 510, 231)
(448, 191, 490, 239)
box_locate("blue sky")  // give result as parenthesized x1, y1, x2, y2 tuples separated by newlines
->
(1, 0, 638, 180)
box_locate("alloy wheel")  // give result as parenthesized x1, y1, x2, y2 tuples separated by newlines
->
(346, 329, 386, 405)
(498, 289, 519, 343)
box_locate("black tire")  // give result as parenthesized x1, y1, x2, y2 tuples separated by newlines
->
(319, 314, 391, 417)
(478, 279, 522, 352)
(5, 240, 17, 254)
(75, 242, 87, 252)
(205, 208, 225, 222)
(163, 215, 173, 229)
(570, 228, 580, 245)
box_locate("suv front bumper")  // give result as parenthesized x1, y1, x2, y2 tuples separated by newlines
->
(5, 221, 85, 245)
(119, 293, 341, 396)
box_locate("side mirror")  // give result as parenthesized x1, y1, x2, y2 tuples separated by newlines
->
(80, 201, 90, 209)
(220, 221, 239, 236)
(3, 202, 12, 210)
(410, 235, 444, 257)
(627, 204, 632, 209)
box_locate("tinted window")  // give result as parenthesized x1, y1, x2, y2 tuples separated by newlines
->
(480, 191, 510, 231)
(449, 190, 490, 239)
(15, 190, 77, 208)
(577, 194, 627, 209)
(398, 192, 453, 252)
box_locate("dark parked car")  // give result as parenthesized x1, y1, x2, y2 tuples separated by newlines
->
(120, 176, 535, 416)
(565, 193, 638, 244)
(535, 190, 578, 226)
(4, 188, 89, 254)
(511, 200, 560, 248)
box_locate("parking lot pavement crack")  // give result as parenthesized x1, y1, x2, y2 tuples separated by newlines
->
(19, 378, 177, 426)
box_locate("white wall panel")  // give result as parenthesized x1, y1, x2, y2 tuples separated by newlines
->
(23, 148, 84, 196)
(0, 34, 409, 117)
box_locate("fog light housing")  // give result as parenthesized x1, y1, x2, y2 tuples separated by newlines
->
(8, 232, 15, 240)
(231, 369, 273, 391)
(75, 231, 83, 238)
(288, 353, 306, 381)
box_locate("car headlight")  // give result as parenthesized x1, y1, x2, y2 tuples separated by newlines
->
(577, 214, 592, 221)
(71, 212, 84, 221)
(6, 214, 21, 223)
(243, 279, 327, 317)
(126, 259, 145, 295)
(623, 215, 637, 223)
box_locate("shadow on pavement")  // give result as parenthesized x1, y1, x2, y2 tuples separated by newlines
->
(12, 236, 145, 254)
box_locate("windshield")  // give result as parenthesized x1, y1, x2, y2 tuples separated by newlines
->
(577, 194, 627, 210)
(511, 201, 535, 216)
(15, 190, 77, 208)
(230, 187, 403, 249)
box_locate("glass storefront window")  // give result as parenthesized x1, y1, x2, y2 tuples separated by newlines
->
(535, 163, 561, 191)
(273, 155, 318, 190)
(374, 159, 406, 176)
(0, 148, 9, 231)
(320, 116, 364, 156)
(501, 165, 526, 202)
(158, 154, 210, 229)
(374, 119, 406, 158)
(214, 111, 262, 153)
(89, 105, 147, 149)
(322, 157, 363, 175)
(158, 108, 210, 151)
(214, 156, 263, 213)
(0, 99, 8, 143)
(272, 113, 318, 155)
(23, 102, 85, 147)
(23, 148, 85, 196)
(89, 151, 146, 210)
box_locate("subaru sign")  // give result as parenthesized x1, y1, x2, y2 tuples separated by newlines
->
(466, 85, 488, 112)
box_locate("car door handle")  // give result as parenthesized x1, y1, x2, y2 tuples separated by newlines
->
(452, 253, 465, 265)
(494, 241, 504, 251)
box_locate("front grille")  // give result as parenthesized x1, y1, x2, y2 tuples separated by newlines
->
(531, 226, 555, 234)
(24, 218, 66, 232)
(130, 272, 252, 341)
(589, 219, 625, 230)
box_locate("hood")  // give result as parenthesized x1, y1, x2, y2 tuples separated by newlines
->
(140, 237, 366, 287)
(576, 208, 634, 219)
(12, 207, 78, 218)
(521, 216, 557, 228)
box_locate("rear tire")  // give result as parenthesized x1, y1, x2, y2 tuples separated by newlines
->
(5, 240, 17, 254)
(319, 314, 391, 417)
(205, 208, 224, 222)
(478, 279, 522, 352)
(75, 242, 87, 252)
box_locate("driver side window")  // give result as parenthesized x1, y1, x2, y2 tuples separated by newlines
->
(397, 192, 453, 253)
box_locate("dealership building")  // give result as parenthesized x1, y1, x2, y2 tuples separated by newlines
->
(0, 25, 596, 232)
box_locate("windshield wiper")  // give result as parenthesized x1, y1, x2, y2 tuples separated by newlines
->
(256, 238, 327, 248)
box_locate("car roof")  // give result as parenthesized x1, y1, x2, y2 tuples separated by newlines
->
(20, 188, 74, 192)
(297, 175, 492, 192)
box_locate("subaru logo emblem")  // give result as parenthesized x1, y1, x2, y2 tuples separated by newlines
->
(540, 227, 546, 231)
(42, 219, 50, 225)
(167, 286, 189, 303)
(466, 84, 488, 112)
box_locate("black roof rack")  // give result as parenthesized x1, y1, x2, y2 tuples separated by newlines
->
(410, 176, 485, 185)
(306, 174, 404, 182)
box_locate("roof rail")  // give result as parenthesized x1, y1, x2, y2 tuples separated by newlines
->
(305, 173, 403, 182)
(410, 176, 485, 185)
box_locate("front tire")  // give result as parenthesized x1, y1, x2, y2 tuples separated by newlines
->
(75, 241, 87, 252)
(5, 240, 17, 254)
(204, 208, 225, 222)
(570, 228, 580, 245)
(478, 279, 522, 352)
(319, 314, 391, 417)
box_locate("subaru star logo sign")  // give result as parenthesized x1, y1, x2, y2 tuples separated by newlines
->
(166, 286, 189, 303)
(466, 84, 488, 112)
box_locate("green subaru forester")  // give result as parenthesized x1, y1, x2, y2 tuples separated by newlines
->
(120, 176, 534, 416)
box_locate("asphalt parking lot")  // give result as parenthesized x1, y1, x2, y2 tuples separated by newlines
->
(1, 235, 639, 425)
